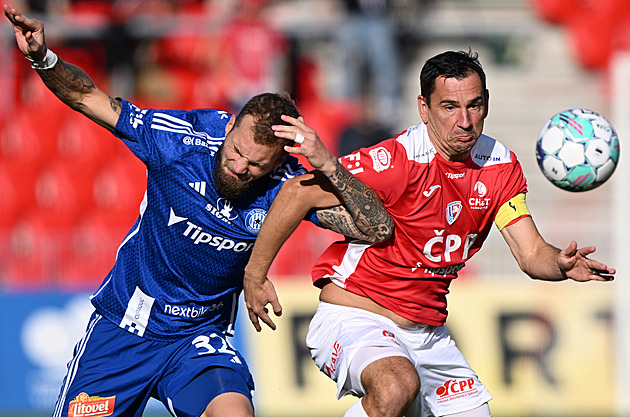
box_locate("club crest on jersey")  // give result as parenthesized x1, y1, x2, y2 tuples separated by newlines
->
(245, 209, 267, 234)
(446, 201, 462, 225)
(205, 198, 238, 224)
(369, 147, 391, 172)
(474, 181, 487, 197)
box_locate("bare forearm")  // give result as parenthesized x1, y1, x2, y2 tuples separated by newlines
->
(244, 185, 309, 279)
(520, 245, 565, 281)
(37, 57, 94, 107)
(36, 57, 120, 130)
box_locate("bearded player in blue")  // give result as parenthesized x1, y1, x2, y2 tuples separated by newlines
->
(4, 5, 394, 417)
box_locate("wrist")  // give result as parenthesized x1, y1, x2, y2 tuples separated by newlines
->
(321, 157, 341, 178)
(26, 49, 58, 70)
(244, 266, 267, 283)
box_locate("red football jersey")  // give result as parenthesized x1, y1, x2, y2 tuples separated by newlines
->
(312, 122, 529, 326)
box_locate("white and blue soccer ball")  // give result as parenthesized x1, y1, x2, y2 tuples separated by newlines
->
(535, 108, 620, 192)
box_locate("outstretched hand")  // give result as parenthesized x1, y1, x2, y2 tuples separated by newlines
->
(243, 273, 283, 332)
(273, 115, 339, 177)
(558, 241, 615, 282)
(3, 4, 47, 61)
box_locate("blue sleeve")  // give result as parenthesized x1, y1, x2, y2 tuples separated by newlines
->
(306, 209, 321, 226)
(113, 99, 232, 169)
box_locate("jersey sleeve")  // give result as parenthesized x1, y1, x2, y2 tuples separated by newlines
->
(494, 150, 529, 222)
(338, 138, 409, 207)
(113, 99, 232, 169)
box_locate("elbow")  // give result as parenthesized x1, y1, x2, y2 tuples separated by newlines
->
(361, 212, 395, 243)
(381, 215, 395, 242)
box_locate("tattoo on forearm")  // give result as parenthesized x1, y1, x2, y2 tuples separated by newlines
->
(325, 161, 393, 242)
(318, 206, 368, 240)
(37, 57, 96, 104)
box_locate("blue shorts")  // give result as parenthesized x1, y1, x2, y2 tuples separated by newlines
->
(53, 312, 254, 417)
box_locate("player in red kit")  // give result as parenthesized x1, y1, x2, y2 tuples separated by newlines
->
(243, 50, 615, 417)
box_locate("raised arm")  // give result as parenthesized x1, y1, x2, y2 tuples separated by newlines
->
(275, 114, 393, 241)
(4, 4, 121, 130)
(243, 116, 393, 331)
(500, 216, 615, 282)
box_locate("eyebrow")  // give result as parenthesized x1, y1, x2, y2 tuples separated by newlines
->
(440, 95, 484, 106)
(231, 141, 267, 169)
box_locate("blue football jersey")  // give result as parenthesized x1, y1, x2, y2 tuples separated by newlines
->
(90, 99, 308, 341)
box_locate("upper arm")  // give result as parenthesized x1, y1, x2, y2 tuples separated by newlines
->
(75, 89, 122, 132)
(287, 172, 343, 210)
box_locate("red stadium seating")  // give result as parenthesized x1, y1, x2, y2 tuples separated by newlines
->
(32, 160, 96, 228)
(57, 213, 125, 290)
(91, 153, 147, 227)
(0, 212, 56, 288)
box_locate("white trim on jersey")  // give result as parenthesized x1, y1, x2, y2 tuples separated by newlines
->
(396, 123, 513, 168)
(396, 124, 438, 164)
(470, 135, 513, 167)
(151, 112, 224, 145)
(271, 164, 307, 181)
(324, 240, 371, 288)
(226, 292, 238, 336)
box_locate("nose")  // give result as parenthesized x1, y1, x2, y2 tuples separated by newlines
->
(233, 157, 249, 175)
(458, 109, 473, 130)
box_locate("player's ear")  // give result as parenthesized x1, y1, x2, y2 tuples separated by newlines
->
(225, 114, 236, 135)
(418, 95, 429, 123)
(483, 89, 490, 118)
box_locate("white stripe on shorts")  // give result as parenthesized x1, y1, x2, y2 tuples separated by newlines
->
(53, 313, 102, 417)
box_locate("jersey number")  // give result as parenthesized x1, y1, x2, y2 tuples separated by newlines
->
(192, 333, 242, 364)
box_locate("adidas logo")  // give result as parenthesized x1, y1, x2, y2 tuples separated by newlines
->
(189, 181, 206, 196)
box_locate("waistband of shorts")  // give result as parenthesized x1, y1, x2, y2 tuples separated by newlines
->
(317, 301, 435, 332)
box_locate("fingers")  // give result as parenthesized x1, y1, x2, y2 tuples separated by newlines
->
(273, 115, 314, 142)
(247, 308, 263, 332)
(586, 260, 616, 279)
(245, 290, 283, 332)
(247, 304, 282, 332)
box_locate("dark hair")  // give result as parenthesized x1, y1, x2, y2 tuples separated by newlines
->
(235, 92, 300, 148)
(420, 50, 487, 106)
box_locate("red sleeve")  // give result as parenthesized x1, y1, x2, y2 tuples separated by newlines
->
(496, 150, 528, 207)
(339, 138, 409, 208)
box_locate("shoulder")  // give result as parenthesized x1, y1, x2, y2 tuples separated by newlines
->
(270, 155, 308, 182)
(117, 99, 233, 137)
(470, 134, 518, 167)
(394, 123, 438, 163)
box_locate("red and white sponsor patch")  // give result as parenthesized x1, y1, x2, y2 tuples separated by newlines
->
(324, 341, 343, 377)
(435, 378, 479, 404)
(68, 392, 115, 417)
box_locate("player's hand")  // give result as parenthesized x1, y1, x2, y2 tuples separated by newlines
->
(243, 273, 283, 332)
(3, 4, 47, 61)
(273, 115, 339, 177)
(557, 241, 615, 282)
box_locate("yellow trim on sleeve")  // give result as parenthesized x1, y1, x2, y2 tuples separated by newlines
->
(495, 193, 530, 231)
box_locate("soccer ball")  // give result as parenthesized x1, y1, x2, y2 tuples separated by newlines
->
(535, 108, 620, 192)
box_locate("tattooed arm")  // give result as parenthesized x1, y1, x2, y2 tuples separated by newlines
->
(243, 116, 393, 331)
(315, 160, 393, 241)
(4, 5, 121, 130)
(243, 169, 392, 331)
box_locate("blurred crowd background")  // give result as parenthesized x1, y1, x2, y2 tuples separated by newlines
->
(1, 1, 630, 416)
(0, 0, 628, 291)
